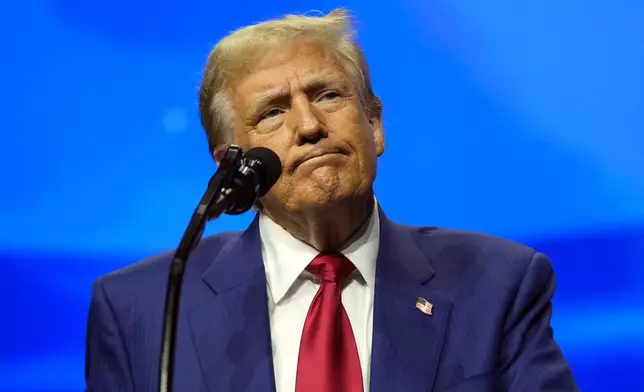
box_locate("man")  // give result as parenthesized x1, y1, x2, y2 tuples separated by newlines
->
(85, 9, 579, 392)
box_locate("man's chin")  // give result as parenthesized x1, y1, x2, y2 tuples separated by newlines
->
(288, 187, 361, 211)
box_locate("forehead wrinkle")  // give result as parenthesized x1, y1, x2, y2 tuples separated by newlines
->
(246, 84, 289, 117)
(243, 63, 345, 93)
(239, 68, 349, 116)
(300, 71, 347, 89)
(238, 39, 347, 89)
(231, 40, 352, 119)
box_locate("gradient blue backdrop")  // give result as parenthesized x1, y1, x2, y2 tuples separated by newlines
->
(1, 1, 643, 391)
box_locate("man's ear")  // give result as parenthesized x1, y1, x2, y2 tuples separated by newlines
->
(211, 144, 229, 166)
(368, 98, 385, 157)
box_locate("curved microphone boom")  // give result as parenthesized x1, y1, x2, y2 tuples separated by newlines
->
(158, 145, 282, 392)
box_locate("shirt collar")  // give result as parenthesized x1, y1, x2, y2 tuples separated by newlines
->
(259, 200, 380, 304)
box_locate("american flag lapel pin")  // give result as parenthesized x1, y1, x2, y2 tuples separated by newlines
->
(415, 297, 433, 316)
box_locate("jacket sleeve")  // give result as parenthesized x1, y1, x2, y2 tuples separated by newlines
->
(85, 279, 135, 391)
(499, 251, 580, 391)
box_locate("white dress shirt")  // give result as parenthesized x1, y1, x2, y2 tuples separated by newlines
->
(259, 203, 380, 392)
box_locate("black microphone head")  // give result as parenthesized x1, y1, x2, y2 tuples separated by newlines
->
(244, 147, 282, 196)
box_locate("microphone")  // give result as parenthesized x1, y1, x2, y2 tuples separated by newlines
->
(212, 146, 282, 216)
(158, 145, 281, 392)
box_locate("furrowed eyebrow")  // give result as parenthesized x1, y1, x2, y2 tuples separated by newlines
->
(247, 72, 346, 117)
(248, 88, 289, 118)
(302, 73, 346, 94)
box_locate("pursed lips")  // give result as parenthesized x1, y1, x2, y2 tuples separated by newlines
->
(294, 149, 345, 168)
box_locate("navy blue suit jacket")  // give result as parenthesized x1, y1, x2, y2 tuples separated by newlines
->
(85, 210, 579, 391)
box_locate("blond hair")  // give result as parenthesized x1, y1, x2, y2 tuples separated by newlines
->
(198, 8, 381, 153)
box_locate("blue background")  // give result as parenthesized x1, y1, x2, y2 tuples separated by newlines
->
(1, 1, 643, 390)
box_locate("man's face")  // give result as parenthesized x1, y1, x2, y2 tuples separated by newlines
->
(227, 39, 385, 214)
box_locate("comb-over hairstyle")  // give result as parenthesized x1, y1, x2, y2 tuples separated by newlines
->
(198, 8, 381, 153)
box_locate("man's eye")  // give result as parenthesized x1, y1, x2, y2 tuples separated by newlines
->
(260, 108, 283, 120)
(318, 91, 341, 101)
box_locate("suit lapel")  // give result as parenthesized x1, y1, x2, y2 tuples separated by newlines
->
(370, 211, 452, 392)
(187, 216, 276, 392)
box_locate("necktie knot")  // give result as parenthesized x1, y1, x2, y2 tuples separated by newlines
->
(306, 252, 355, 285)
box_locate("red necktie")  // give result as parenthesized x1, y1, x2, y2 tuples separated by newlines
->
(295, 253, 364, 392)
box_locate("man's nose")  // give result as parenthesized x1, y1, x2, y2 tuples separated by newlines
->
(290, 95, 326, 144)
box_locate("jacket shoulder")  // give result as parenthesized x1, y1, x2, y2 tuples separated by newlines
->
(94, 231, 241, 294)
(415, 226, 537, 259)
(408, 225, 543, 285)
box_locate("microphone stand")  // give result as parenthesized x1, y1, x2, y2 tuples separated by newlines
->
(158, 145, 244, 392)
